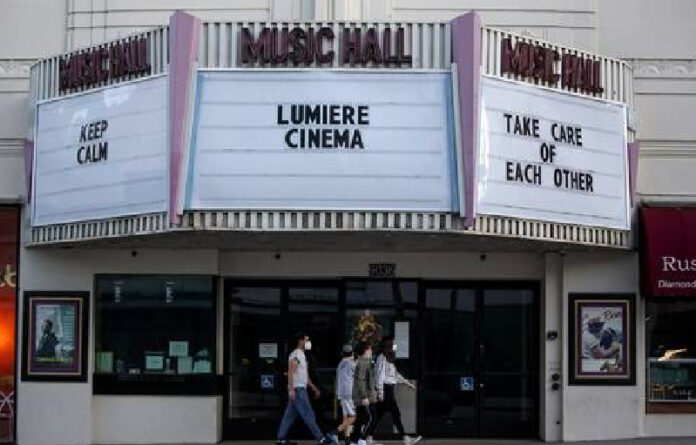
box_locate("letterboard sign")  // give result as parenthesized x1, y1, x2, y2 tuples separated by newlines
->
(476, 76, 629, 230)
(186, 70, 456, 213)
(32, 76, 168, 226)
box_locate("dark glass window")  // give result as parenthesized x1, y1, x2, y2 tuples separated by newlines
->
(647, 300, 696, 402)
(344, 280, 419, 438)
(94, 275, 216, 394)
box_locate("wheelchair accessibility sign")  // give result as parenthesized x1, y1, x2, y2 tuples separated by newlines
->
(460, 376, 474, 392)
(261, 374, 275, 389)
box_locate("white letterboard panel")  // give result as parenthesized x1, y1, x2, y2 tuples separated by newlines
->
(33, 76, 168, 226)
(477, 76, 629, 230)
(187, 70, 456, 213)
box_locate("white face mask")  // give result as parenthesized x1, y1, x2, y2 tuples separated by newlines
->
(304, 340, 312, 351)
(393, 344, 397, 352)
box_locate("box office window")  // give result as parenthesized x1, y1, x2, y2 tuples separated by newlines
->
(647, 300, 696, 403)
(94, 275, 216, 395)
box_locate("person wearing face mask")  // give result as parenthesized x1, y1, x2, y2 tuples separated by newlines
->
(349, 341, 377, 445)
(277, 332, 336, 445)
(370, 336, 420, 445)
(328, 344, 357, 445)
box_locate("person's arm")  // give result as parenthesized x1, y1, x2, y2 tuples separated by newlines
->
(396, 370, 416, 390)
(395, 367, 414, 388)
(306, 356, 321, 398)
(308, 378, 321, 398)
(375, 354, 386, 400)
(288, 358, 298, 401)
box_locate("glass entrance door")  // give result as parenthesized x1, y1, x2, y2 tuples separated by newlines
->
(286, 285, 340, 437)
(224, 280, 538, 440)
(223, 282, 342, 440)
(420, 287, 477, 437)
(480, 288, 537, 438)
(419, 283, 538, 439)
(224, 285, 283, 439)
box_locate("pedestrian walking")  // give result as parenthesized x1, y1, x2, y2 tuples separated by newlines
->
(277, 332, 335, 445)
(371, 336, 421, 445)
(349, 341, 377, 445)
(328, 344, 357, 445)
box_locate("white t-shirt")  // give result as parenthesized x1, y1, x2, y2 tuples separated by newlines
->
(384, 360, 399, 385)
(289, 348, 309, 388)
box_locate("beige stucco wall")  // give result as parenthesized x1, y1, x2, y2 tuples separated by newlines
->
(4, 0, 696, 443)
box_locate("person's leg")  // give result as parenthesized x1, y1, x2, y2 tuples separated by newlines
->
(366, 399, 384, 438)
(350, 405, 368, 444)
(340, 415, 356, 433)
(363, 404, 376, 440)
(385, 385, 405, 437)
(338, 400, 356, 435)
(343, 418, 355, 439)
(293, 388, 324, 441)
(277, 398, 299, 441)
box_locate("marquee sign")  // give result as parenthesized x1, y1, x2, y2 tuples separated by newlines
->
(501, 38, 603, 95)
(32, 75, 168, 226)
(59, 36, 151, 94)
(240, 26, 412, 66)
(27, 11, 636, 242)
(476, 76, 629, 230)
(186, 70, 455, 213)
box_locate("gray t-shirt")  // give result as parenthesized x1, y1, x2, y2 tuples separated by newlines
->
(336, 357, 356, 400)
(289, 348, 309, 388)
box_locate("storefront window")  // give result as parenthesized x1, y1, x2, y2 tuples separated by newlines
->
(94, 275, 216, 394)
(647, 300, 696, 403)
(0, 208, 18, 443)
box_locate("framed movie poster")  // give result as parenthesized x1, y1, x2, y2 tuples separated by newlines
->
(22, 292, 89, 382)
(568, 293, 636, 385)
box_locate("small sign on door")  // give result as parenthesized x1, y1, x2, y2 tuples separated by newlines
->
(460, 376, 474, 392)
(259, 343, 278, 359)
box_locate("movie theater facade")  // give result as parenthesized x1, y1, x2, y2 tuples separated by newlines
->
(16, 10, 686, 445)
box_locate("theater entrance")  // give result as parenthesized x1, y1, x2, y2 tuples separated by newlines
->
(222, 279, 538, 440)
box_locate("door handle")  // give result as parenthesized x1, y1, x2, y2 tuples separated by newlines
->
(479, 383, 485, 388)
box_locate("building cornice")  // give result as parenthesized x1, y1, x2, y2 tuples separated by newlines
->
(630, 59, 696, 78)
(0, 59, 33, 79)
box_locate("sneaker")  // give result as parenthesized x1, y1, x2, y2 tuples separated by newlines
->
(357, 440, 367, 445)
(403, 435, 422, 445)
(319, 435, 335, 445)
(366, 437, 382, 445)
(328, 432, 340, 444)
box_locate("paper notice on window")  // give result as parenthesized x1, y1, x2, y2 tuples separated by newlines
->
(259, 343, 278, 359)
(395, 322, 410, 359)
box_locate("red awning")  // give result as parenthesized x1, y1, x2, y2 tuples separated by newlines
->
(641, 207, 696, 297)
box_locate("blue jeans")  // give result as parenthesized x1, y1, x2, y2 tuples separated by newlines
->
(277, 387, 323, 441)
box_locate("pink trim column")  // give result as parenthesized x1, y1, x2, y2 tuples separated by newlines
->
(168, 11, 201, 225)
(451, 11, 481, 227)
(628, 141, 640, 206)
(23, 139, 34, 202)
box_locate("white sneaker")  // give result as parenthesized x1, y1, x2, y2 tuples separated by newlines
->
(357, 440, 367, 445)
(403, 435, 422, 445)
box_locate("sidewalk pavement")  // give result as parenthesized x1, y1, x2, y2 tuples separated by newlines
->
(218, 439, 696, 445)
